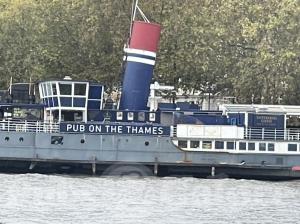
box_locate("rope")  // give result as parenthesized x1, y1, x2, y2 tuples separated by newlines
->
(136, 5, 150, 23)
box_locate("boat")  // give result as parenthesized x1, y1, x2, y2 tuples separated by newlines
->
(0, 2, 300, 180)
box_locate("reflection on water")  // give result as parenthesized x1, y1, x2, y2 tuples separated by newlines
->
(0, 174, 300, 224)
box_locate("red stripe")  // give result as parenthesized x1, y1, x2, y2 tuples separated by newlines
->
(129, 21, 161, 52)
(292, 166, 300, 171)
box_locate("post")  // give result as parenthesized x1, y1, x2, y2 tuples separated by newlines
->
(92, 156, 97, 175)
(154, 157, 158, 176)
(211, 167, 215, 177)
(92, 163, 96, 175)
(208, 91, 211, 110)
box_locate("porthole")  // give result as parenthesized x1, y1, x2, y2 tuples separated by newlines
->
(81, 139, 85, 144)
(19, 137, 24, 142)
(5, 137, 9, 141)
(145, 141, 149, 146)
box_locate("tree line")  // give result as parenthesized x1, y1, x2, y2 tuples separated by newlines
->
(0, 0, 299, 104)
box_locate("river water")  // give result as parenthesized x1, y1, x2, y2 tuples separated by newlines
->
(0, 174, 300, 224)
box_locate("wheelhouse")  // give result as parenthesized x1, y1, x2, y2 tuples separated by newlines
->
(38, 77, 104, 122)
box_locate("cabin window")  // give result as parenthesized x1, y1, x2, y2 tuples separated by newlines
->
(116, 112, 123, 121)
(239, 142, 246, 150)
(47, 82, 52, 96)
(190, 141, 200, 148)
(268, 143, 275, 151)
(202, 141, 212, 149)
(259, 143, 266, 151)
(42, 84, 47, 97)
(226, 142, 235, 150)
(178, 140, 187, 148)
(74, 112, 83, 122)
(12, 108, 41, 120)
(138, 112, 145, 121)
(59, 84, 72, 95)
(215, 141, 224, 149)
(74, 83, 86, 96)
(288, 144, 297, 152)
(248, 142, 255, 151)
(127, 112, 134, 121)
(52, 83, 57, 95)
(149, 113, 156, 122)
(286, 115, 300, 128)
(40, 84, 45, 97)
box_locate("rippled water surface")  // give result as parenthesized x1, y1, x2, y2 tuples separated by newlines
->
(0, 174, 300, 224)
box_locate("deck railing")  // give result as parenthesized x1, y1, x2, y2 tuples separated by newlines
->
(244, 128, 300, 141)
(0, 120, 59, 133)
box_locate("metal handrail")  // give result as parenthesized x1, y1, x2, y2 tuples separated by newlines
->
(0, 120, 59, 133)
(245, 128, 300, 141)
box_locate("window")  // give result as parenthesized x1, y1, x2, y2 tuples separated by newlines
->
(248, 142, 255, 151)
(127, 112, 134, 121)
(138, 112, 145, 121)
(74, 112, 83, 122)
(239, 142, 246, 150)
(52, 83, 57, 95)
(42, 84, 47, 97)
(149, 113, 156, 122)
(215, 141, 224, 149)
(74, 83, 86, 96)
(59, 84, 72, 95)
(116, 112, 123, 121)
(203, 141, 212, 149)
(47, 82, 52, 96)
(288, 144, 297, 152)
(268, 143, 275, 151)
(259, 143, 266, 151)
(178, 140, 187, 148)
(190, 141, 200, 148)
(227, 142, 235, 150)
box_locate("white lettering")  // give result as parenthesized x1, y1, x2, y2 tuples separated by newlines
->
(152, 127, 157, 135)
(64, 124, 167, 135)
(95, 125, 102, 132)
(138, 127, 144, 134)
(118, 126, 123, 133)
(66, 124, 72, 131)
(73, 125, 79, 132)
(80, 124, 85, 132)
(89, 125, 95, 132)
(158, 127, 164, 135)
(131, 126, 138, 134)
(144, 127, 152, 134)
(111, 126, 117, 133)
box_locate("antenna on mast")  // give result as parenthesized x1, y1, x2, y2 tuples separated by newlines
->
(9, 77, 12, 95)
(29, 76, 32, 95)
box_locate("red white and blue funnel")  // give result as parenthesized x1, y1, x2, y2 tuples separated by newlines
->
(119, 21, 161, 110)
